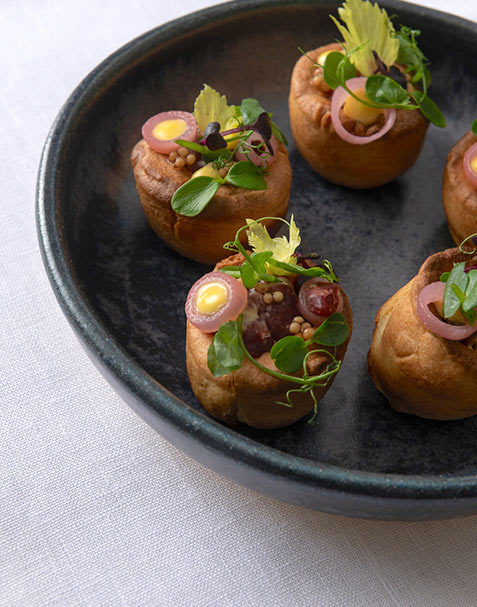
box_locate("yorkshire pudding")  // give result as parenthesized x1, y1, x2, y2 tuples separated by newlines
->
(368, 248, 477, 420)
(131, 140, 291, 264)
(442, 130, 477, 245)
(288, 43, 429, 189)
(186, 254, 353, 429)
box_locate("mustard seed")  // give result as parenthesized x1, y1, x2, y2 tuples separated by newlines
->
(289, 322, 301, 335)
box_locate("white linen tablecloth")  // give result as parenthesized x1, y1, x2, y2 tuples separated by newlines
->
(2, 1, 477, 605)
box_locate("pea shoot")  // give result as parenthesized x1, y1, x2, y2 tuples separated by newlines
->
(300, 0, 446, 128)
(171, 94, 288, 218)
(439, 234, 477, 326)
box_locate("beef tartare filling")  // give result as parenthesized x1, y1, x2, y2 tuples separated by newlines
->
(242, 282, 299, 357)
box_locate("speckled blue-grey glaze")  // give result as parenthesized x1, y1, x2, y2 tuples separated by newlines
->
(37, 0, 477, 519)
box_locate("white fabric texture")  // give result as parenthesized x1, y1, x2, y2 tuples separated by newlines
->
(1, 1, 477, 605)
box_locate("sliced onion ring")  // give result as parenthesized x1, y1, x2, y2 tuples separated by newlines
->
(142, 110, 198, 155)
(185, 271, 248, 333)
(235, 134, 278, 167)
(463, 142, 477, 188)
(330, 77, 396, 145)
(417, 281, 476, 340)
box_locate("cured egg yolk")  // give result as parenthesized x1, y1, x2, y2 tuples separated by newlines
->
(471, 156, 477, 174)
(434, 300, 468, 326)
(317, 49, 343, 66)
(343, 88, 382, 126)
(196, 282, 229, 315)
(152, 119, 187, 141)
(191, 163, 220, 179)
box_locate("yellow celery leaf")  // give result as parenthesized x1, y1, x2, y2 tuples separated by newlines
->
(246, 216, 301, 273)
(330, 0, 399, 77)
(193, 84, 238, 136)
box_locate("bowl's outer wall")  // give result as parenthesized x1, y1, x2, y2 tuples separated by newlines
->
(37, 0, 477, 519)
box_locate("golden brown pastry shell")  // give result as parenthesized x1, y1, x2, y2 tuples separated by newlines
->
(442, 130, 477, 245)
(288, 43, 429, 189)
(186, 254, 353, 429)
(368, 248, 477, 420)
(131, 139, 291, 264)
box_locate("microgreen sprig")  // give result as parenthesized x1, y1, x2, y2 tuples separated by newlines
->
(299, 26, 446, 128)
(172, 97, 288, 217)
(439, 235, 477, 326)
(171, 161, 267, 217)
(207, 313, 349, 421)
(219, 216, 338, 288)
(394, 25, 431, 95)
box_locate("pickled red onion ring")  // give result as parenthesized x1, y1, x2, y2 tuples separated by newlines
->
(142, 111, 198, 154)
(185, 271, 248, 333)
(235, 134, 278, 167)
(330, 77, 396, 145)
(417, 281, 476, 340)
(463, 142, 477, 188)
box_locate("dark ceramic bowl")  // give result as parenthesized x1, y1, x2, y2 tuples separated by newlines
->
(37, 0, 477, 520)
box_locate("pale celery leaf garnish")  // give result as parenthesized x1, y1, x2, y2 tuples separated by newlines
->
(246, 215, 301, 273)
(330, 0, 399, 77)
(193, 84, 237, 136)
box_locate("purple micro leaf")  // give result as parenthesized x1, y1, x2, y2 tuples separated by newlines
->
(251, 113, 273, 154)
(201, 121, 227, 151)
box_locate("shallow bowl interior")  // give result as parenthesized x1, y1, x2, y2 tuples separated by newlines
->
(37, 0, 477, 519)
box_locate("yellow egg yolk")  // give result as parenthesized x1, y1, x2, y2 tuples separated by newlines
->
(434, 301, 467, 326)
(471, 156, 477, 174)
(196, 282, 229, 315)
(191, 163, 220, 179)
(225, 133, 239, 151)
(152, 119, 186, 141)
(317, 49, 343, 66)
(343, 88, 382, 126)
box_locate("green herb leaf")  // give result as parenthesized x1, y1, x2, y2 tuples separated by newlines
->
(175, 139, 225, 160)
(443, 263, 468, 319)
(267, 259, 336, 282)
(219, 267, 241, 279)
(270, 336, 308, 374)
(171, 177, 219, 217)
(250, 251, 274, 274)
(395, 26, 428, 91)
(336, 55, 357, 84)
(472, 119, 477, 136)
(240, 98, 266, 125)
(207, 320, 244, 377)
(451, 284, 467, 303)
(365, 75, 409, 107)
(240, 263, 258, 289)
(464, 308, 477, 326)
(322, 51, 345, 90)
(225, 161, 267, 190)
(440, 271, 450, 283)
(463, 269, 477, 313)
(411, 91, 446, 128)
(270, 120, 289, 146)
(312, 313, 349, 346)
